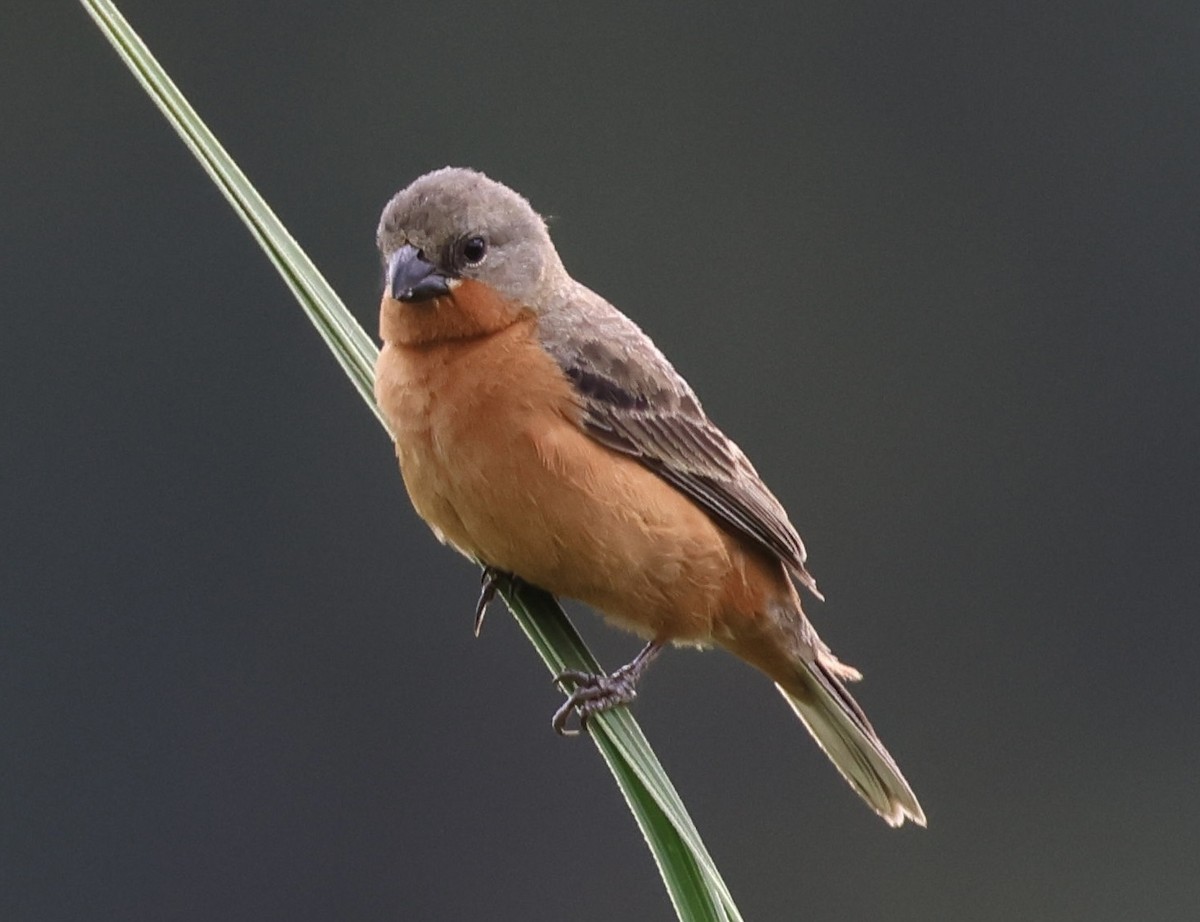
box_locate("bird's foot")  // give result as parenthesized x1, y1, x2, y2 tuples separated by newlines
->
(474, 566, 516, 637)
(551, 641, 663, 736)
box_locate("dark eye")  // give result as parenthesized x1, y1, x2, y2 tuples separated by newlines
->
(461, 235, 487, 265)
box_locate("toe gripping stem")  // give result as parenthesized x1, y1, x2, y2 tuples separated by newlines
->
(473, 566, 511, 637)
(551, 640, 664, 736)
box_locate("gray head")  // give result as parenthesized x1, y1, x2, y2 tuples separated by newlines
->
(376, 167, 565, 308)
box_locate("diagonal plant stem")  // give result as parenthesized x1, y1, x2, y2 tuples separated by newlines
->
(79, 1, 744, 919)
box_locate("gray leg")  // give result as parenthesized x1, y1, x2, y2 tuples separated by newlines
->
(552, 640, 664, 735)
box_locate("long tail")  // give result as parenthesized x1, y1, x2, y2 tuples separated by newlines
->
(777, 657, 926, 827)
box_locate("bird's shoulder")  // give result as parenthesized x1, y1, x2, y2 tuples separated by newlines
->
(535, 284, 821, 596)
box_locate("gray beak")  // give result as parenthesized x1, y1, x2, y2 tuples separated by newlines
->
(388, 244, 450, 302)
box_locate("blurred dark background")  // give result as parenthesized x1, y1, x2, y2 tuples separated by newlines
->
(3, 2, 1198, 919)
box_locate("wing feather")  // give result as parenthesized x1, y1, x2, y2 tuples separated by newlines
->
(541, 296, 822, 599)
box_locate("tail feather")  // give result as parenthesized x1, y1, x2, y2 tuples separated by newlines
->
(778, 659, 926, 828)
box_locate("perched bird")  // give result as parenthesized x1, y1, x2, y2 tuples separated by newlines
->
(374, 167, 925, 827)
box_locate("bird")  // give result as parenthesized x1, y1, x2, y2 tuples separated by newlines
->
(373, 166, 925, 827)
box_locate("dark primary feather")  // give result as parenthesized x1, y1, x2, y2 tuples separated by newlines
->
(545, 313, 822, 600)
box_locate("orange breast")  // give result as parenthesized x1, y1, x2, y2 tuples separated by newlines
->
(374, 287, 788, 645)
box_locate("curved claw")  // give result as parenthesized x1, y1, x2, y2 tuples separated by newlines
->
(552, 680, 629, 735)
(552, 698, 584, 736)
(550, 641, 664, 736)
(552, 668, 595, 687)
(473, 567, 506, 637)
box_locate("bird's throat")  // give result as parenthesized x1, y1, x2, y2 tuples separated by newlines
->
(379, 279, 534, 347)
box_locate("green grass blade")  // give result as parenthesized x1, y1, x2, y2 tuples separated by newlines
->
(79, 1, 744, 918)
(506, 584, 742, 920)
(592, 726, 730, 922)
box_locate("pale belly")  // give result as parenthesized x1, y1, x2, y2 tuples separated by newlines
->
(374, 325, 744, 641)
